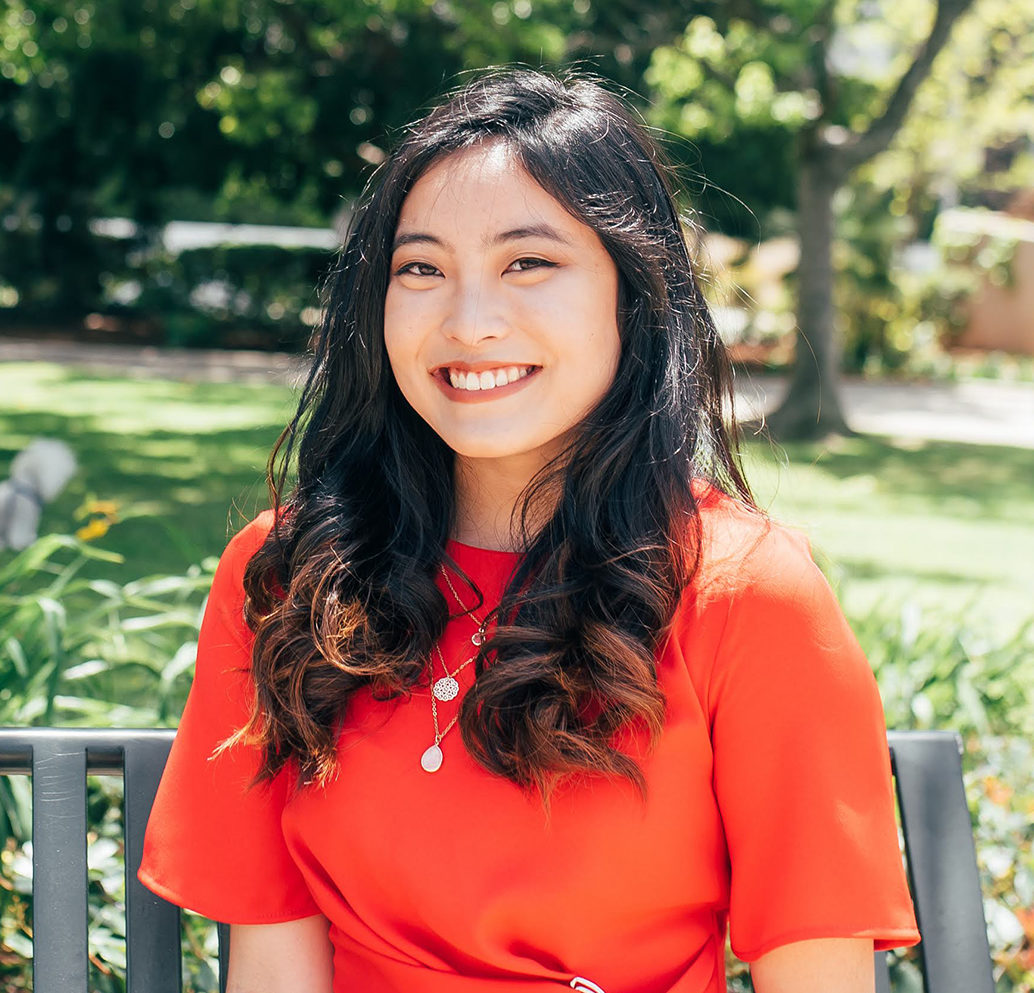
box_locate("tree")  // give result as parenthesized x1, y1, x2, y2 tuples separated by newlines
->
(861, 0, 1034, 216)
(0, 0, 664, 317)
(647, 0, 978, 438)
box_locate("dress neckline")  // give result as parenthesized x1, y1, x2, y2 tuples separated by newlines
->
(445, 537, 522, 560)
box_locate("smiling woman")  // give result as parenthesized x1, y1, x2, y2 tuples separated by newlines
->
(138, 69, 919, 993)
(384, 141, 621, 515)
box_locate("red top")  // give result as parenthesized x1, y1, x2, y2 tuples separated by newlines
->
(139, 492, 919, 992)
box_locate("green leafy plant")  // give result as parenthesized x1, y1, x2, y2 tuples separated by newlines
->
(855, 599, 1034, 992)
(0, 518, 217, 989)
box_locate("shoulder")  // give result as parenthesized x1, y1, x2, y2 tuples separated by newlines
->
(668, 485, 854, 676)
(205, 510, 281, 620)
(691, 485, 821, 606)
(674, 487, 874, 719)
(217, 510, 278, 576)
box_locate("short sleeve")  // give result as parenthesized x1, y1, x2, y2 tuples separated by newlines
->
(138, 513, 320, 924)
(707, 525, 919, 961)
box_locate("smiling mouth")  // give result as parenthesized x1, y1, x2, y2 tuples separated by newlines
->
(438, 365, 538, 392)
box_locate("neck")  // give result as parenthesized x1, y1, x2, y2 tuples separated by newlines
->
(452, 454, 559, 552)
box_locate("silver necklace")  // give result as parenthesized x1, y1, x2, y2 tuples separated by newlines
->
(420, 566, 489, 774)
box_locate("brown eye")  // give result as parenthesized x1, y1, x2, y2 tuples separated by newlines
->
(508, 257, 554, 273)
(396, 261, 441, 277)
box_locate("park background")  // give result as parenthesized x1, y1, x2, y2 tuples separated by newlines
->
(1, 0, 1033, 989)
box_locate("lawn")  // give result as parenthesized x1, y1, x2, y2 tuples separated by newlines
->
(742, 434, 1034, 637)
(4, 360, 1033, 638)
(3, 362, 296, 581)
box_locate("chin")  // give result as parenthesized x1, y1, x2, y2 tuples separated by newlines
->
(443, 432, 548, 462)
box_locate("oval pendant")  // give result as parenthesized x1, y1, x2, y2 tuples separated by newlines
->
(471, 629, 485, 647)
(432, 676, 460, 702)
(420, 744, 444, 773)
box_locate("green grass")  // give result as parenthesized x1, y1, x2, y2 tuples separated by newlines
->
(742, 434, 1034, 636)
(3, 361, 1032, 636)
(1, 363, 296, 581)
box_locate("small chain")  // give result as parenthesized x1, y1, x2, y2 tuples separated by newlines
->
(434, 642, 477, 682)
(426, 565, 490, 753)
(429, 643, 475, 744)
(440, 565, 487, 631)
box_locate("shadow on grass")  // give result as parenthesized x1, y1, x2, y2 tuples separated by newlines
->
(746, 433, 1034, 523)
(0, 368, 295, 578)
(830, 558, 999, 587)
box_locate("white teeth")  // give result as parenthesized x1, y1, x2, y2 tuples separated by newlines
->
(445, 366, 534, 391)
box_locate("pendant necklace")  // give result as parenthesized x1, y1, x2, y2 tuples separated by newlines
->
(420, 565, 490, 774)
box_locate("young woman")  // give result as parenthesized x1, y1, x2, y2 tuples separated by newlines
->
(140, 69, 919, 993)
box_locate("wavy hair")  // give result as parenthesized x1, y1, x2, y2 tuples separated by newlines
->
(237, 68, 752, 801)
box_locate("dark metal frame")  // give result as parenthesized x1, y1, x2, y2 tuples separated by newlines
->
(0, 728, 229, 993)
(0, 727, 995, 992)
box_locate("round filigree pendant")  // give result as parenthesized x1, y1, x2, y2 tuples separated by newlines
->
(471, 629, 485, 647)
(420, 744, 444, 773)
(432, 676, 460, 702)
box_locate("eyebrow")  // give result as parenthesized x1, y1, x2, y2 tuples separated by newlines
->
(391, 223, 573, 253)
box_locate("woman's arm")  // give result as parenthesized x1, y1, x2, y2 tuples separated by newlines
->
(750, 937, 874, 993)
(226, 915, 334, 993)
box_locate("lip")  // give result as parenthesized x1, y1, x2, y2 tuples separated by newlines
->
(431, 365, 541, 403)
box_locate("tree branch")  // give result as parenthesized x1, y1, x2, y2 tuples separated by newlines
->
(810, 0, 836, 116)
(834, 0, 978, 174)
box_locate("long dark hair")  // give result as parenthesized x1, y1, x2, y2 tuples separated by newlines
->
(237, 68, 752, 800)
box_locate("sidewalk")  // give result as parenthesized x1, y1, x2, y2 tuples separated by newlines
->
(732, 372, 1034, 449)
(4, 338, 1033, 449)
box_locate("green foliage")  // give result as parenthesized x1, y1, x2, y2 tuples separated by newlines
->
(0, 520, 217, 988)
(0, 0, 622, 320)
(0, 531, 212, 727)
(131, 242, 337, 349)
(831, 199, 1033, 377)
(833, 181, 916, 373)
(855, 601, 1034, 992)
(864, 0, 1034, 219)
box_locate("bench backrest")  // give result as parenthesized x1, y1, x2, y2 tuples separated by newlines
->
(0, 727, 228, 993)
(0, 727, 995, 992)
(882, 731, 995, 993)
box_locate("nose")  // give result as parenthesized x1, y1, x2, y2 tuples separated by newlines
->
(441, 277, 508, 348)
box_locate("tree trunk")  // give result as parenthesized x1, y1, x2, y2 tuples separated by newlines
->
(764, 143, 850, 440)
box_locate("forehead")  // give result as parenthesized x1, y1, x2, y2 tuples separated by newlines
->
(395, 142, 580, 238)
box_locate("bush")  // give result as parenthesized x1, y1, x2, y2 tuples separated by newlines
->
(0, 523, 217, 990)
(0, 227, 338, 352)
(855, 599, 1034, 993)
(131, 242, 337, 351)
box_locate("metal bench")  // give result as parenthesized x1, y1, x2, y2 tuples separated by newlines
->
(0, 727, 995, 992)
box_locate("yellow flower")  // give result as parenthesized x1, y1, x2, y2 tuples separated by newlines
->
(74, 498, 120, 522)
(76, 518, 111, 542)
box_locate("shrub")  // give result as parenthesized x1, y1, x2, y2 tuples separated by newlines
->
(0, 527, 217, 990)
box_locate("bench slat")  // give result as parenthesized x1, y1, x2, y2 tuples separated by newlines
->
(218, 921, 231, 993)
(124, 735, 183, 993)
(874, 951, 892, 993)
(888, 731, 995, 993)
(31, 738, 89, 991)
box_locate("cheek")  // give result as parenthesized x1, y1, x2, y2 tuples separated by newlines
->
(382, 299, 419, 383)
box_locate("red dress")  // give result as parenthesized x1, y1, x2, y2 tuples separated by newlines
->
(139, 492, 918, 991)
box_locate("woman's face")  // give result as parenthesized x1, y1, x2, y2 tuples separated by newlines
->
(383, 142, 621, 468)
